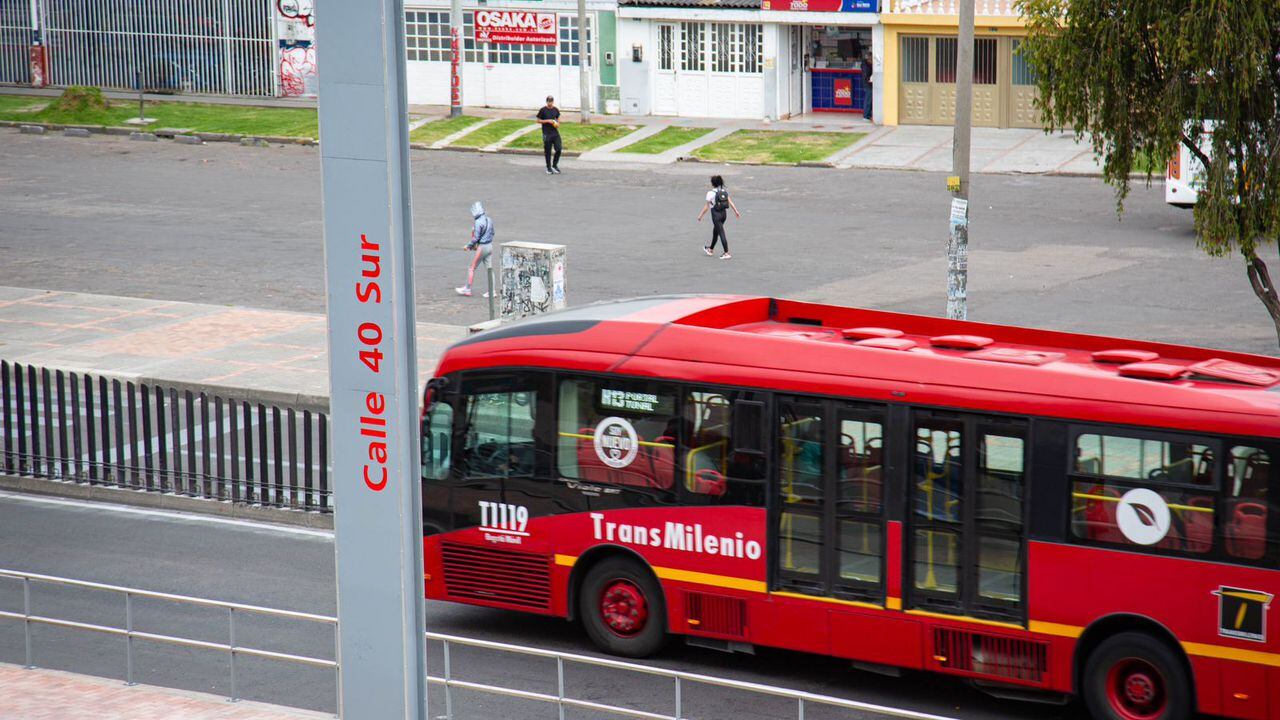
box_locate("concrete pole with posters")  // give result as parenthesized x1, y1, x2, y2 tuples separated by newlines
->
(314, 0, 428, 717)
(577, 0, 591, 123)
(450, 0, 463, 117)
(946, 0, 974, 321)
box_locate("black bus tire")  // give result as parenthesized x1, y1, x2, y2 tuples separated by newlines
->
(579, 557, 667, 658)
(1082, 631, 1192, 720)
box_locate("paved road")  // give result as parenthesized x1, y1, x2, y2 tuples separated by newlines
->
(0, 130, 1274, 356)
(0, 493, 1084, 720)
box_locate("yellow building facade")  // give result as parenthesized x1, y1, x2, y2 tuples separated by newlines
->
(879, 1, 1040, 127)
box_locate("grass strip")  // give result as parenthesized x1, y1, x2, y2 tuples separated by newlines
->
(0, 95, 319, 137)
(449, 119, 535, 148)
(616, 126, 714, 154)
(693, 130, 866, 164)
(0, 95, 47, 115)
(409, 115, 485, 145)
(506, 122, 639, 152)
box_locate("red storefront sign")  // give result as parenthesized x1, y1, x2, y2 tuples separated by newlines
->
(834, 78, 853, 106)
(474, 10, 557, 45)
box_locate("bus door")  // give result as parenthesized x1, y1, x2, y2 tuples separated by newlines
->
(775, 397, 887, 605)
(909, 411, 1027, 622)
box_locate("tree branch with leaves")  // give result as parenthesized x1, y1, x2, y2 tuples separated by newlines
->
(1019, 0, 1280, 347)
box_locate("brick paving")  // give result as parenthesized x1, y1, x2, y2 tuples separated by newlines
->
(0, 663, 329, 720)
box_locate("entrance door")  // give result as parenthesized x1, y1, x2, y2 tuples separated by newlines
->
(654, 24, 678, 116)
(908, 412, 1027, 621)
(676, 22, 709, 117)
(774, 397, 887, 604)
(1007, 38, 1041, 128)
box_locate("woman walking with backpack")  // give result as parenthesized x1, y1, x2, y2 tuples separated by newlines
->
(697, 175, 740, 259)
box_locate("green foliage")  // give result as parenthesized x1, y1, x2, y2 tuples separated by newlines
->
(53, 86, 109, 113)
(1020, 0, 1280, 339)
(506, 122, 638, 151)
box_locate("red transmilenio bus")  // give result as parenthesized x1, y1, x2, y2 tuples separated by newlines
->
(419, 295, 1280, 720)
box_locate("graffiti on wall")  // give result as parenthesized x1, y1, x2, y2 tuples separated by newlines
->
(500, 244, 567, 320)
(276, 0, 316, 97)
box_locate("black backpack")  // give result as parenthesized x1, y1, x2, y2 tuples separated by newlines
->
(713, 187, 729, 211)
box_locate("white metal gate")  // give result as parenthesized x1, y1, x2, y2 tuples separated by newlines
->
(40, 0, 275, 96)
(0, 0, 32, 85)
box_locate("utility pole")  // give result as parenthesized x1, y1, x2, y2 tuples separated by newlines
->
(577, 0, 591, 123)
(946, 0, 974, 321)
(315, 0, 428, 716)
(449, 0, 463, 117)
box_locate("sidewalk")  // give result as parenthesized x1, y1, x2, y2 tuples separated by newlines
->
(834, 124, 1102, 174)
(0, 662, 328, 720)
(2, 85, 1101, 174)
(0, 286, 467, 404)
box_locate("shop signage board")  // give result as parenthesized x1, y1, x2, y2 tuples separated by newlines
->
(834, 78, 853, 105)
(761, 0, 876, 10)
(474, 10, 557, 45)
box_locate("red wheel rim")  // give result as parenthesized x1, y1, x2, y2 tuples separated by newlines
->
(599, 579, 648, 638)
(1105, 657, 1167, 720)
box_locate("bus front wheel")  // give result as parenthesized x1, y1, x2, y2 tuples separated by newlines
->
(579, 557, 667, 658)
(1083, 632, 1191, 720)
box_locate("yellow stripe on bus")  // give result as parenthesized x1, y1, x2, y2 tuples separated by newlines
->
(1071, 492, 1213, 514)
(557, 432, 674, 449)
(555, 555, 1280, 669)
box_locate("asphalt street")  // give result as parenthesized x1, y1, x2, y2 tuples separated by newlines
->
(0, 493, 1085, 720)
(0, 129, 1274, 356)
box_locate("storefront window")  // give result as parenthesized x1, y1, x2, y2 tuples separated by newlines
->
(558, 16, 593, 67)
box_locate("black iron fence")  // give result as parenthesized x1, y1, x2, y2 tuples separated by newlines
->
(0, 360, 330, 512)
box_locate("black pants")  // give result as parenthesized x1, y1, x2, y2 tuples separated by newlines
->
(709, 209, 728, 253)
(543, 134, 562, 170)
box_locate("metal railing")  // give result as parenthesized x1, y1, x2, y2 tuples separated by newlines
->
(884, 0, 1022, 16)
(0, 568, 338, 705)
(0, 2, 32, 86)
(2, 566, 962, 720)
(0, 360, 332, 513)
(39, 0, 277, 96)
(425, 632, 961, 720)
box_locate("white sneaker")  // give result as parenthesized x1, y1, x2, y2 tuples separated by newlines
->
(719, 253, 732, 260)
(454, 286, 472, 296)
(703, 247, 714, 256)
(482, 291, 491, 298)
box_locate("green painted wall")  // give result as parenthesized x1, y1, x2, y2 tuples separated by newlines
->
(598, 10, 617, 86)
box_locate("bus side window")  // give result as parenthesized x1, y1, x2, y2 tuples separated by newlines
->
(683, 389, 767, 507)
(460, 387, 539, 479)
(1069, 431, 1215, 555)
(556, 377, 680, 495)
(1225, 446, 1274, 561)
(422, 401, 453, 481)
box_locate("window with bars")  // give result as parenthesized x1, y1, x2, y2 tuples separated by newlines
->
(405, 10, 450, 62)
(1011, 39, 1036, 86)
(493, 40, 556, 66)
(558, 15, 593, 67)
(659, 24, 674, 71)
(462, 12, 489, 63)
(901, 36, 928, 83)
(680, 22, 704, 72)
(707, 23, 763, 74)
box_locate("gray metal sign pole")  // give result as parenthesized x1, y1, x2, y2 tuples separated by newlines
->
(315, 0, 428, 717)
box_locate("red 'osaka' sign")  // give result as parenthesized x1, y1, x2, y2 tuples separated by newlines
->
(475, 10, 557, 45)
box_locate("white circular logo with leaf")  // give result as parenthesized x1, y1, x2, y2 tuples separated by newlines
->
(593, 416, 638, 469)
(1115, 488, 1172, 545)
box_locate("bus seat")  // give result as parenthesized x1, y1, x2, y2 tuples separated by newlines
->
(645, 438, 677, 491)
(1226, 502, 1267, 560)
(1084, 485, 1125, 543)
(691, 468, 726, 496)
(1182, 496, 1214, 554)
(1193, 449, 1214, 486)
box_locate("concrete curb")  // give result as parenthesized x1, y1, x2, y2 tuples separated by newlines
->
(0, 474, 334, 530)
(2, 119, 1112, 176)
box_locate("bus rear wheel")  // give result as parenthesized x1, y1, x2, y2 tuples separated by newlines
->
(580, 557, 666, 658)
(1083, 632, 1191, 720)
